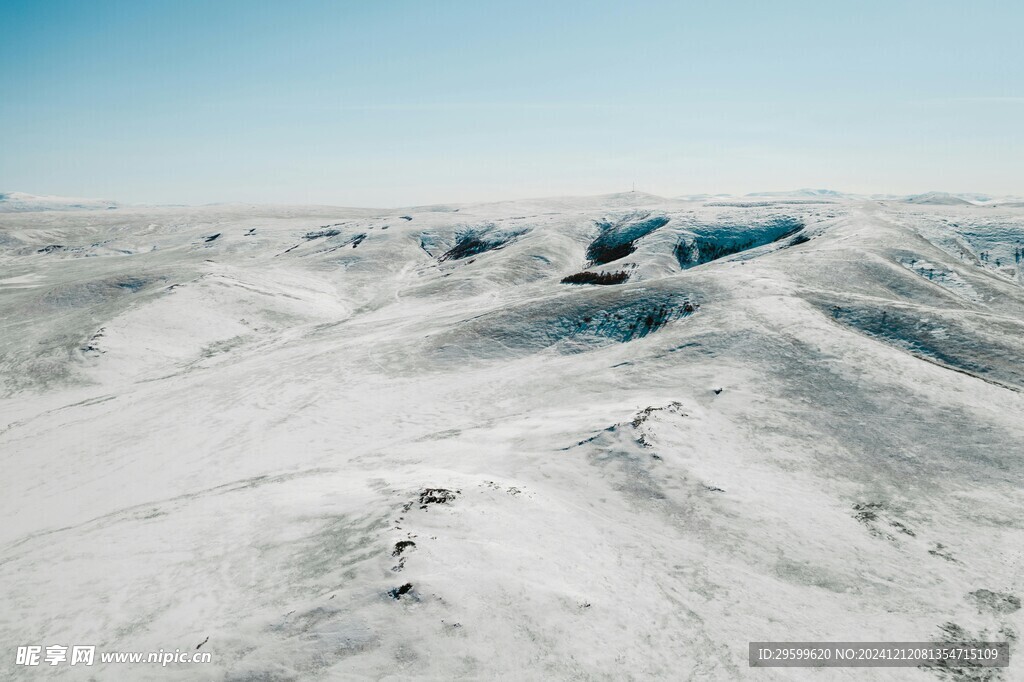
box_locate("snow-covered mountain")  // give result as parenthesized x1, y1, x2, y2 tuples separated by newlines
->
(0, 191, 120, 212)
(1, 194, 1022, 680)
(740, 189, 1021, 206)
(903, 191, 976, 206)
(745, 188, 848, 199)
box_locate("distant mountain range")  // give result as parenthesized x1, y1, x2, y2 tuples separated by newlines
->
(0, 192, 119, 212)
(742, 189, 1021, 205)
(3, 189, 1023, 212)
(744, 188, 847, 199)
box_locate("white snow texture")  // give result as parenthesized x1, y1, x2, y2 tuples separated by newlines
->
(1, 191, 1022, 680)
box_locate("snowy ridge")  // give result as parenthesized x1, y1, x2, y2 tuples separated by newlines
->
(0, 191, 120, 212)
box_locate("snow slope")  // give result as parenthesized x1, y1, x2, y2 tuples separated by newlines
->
(1, 194, 1022, 681)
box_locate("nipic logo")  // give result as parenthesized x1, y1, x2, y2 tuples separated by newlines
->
(15, 645, 208, 667)
(16, 645, 94, 666)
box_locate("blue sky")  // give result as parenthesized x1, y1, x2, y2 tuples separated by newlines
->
(1, 0, 1021, 206)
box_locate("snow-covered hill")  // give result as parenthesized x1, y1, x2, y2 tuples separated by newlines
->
(903, 192, 976, 206)
(0, 191, 120, 213)
(745, 188, 848, 199)
(1, 194, 1022, 680)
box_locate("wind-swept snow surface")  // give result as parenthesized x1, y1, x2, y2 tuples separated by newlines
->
(1, 194, 1022, 680)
